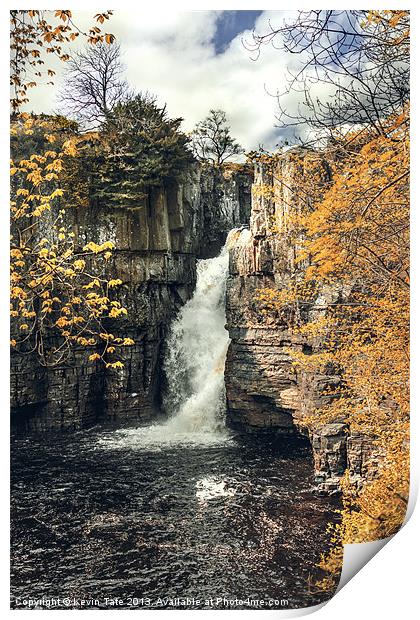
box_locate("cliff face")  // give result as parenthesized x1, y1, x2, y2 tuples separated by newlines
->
(225, 152, 376, 493)
(198, 166, 252, 258)
(11, 164, 252, 432)
(225, 153, 317, 434)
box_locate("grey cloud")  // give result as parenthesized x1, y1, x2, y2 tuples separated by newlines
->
(22, 10, 307, 152)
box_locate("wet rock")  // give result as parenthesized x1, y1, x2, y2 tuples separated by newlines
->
(11, 165, 252, 432)
(224, 152, 377, 494)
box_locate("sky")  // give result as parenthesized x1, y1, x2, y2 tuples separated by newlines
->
(23, 10, 314, 152)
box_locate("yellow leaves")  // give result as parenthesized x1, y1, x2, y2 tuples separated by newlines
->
(10, 339, 17, 347)
(76, 336, 92, 346)
(10, 271, 22, 284)
(73, 259, 85, 271)
(108, 278, 122, 288)
(106, 361, 124, 369)
(32, 203, 51, 217)
(89, 353, 101, 362)
(22, 309, 36, 318)
(10, 121, 130, 368)
(109, 307, 127, 318)
(10, 248, 23, 259)
(99, 333, 114, 341)
(49, 187, 64, 198)
(83, 241, 115, 254)
(26, 169, 43, 186)
(62, 139, 78, 157)
(46, 160, 63, 173)
(83, 279, 100, 290)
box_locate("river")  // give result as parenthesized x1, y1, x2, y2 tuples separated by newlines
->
(10, 232, 341, 610)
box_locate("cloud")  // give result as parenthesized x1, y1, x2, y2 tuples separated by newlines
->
(22, 10, 314, 152)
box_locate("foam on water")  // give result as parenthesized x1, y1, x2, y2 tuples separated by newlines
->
(98, 230, 243, 450)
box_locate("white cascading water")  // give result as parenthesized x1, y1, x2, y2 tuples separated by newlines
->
(102, 229, 246, 449)
(162, 244, 230, 434)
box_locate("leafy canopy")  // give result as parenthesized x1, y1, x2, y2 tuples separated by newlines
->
(10, 11, 133, 368)
(89, 94, 193, 208)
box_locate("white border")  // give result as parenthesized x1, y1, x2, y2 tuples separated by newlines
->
(2, 1, 418, 618)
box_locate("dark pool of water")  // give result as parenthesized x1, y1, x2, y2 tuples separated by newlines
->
(10, 425, 341, 610)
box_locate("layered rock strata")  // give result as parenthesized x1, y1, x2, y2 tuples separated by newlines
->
(11, 165, 252, 432)
(225, 150, 375, 493)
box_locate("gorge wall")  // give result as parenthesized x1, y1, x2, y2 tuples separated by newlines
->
(11, 148, 375, 496)
(225, 151, 376, 493)
(10, 164, 252, 432)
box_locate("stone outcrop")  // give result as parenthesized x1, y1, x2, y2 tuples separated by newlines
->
(224, 150, 376, 493)
(198, 165, 252, 257)
(11, 164, 252, 432)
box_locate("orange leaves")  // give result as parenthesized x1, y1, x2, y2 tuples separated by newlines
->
(94, 12, 113, 24)
(254, 117, 409, 545)
(10, 10, 115, 112)
(301, 112, 409, 288)
(305, 118, 410, 537)
(54, 10, 72, 22)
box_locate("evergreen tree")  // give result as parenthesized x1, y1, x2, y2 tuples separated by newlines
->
(90, 94, 193, 208)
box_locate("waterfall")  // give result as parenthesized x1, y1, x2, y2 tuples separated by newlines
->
(105, 230, 243, 449)
(163, 240, 231, 433)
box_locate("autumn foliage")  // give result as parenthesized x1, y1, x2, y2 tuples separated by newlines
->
(10, 10, 114, 112)
(254, 10, 410, 593)
(257, 115, 409, 589)
(10, 11, 133, 368)
(10, 114, 135, 367)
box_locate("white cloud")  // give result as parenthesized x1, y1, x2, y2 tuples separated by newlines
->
(22, 10, 315, 151)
